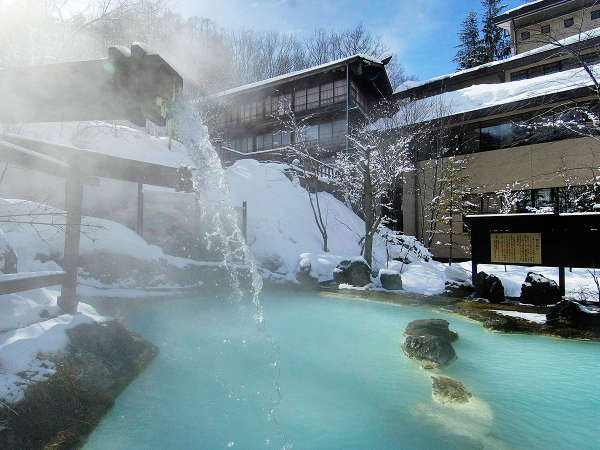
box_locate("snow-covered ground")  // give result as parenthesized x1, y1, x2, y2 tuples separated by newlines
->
(0, 288, 106, 403)
(225, 159, 431, 282)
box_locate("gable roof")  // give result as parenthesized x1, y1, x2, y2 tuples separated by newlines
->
(214, 54, 392, 99)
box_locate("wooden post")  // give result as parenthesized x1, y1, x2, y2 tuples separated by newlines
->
(58, 176, 83, 313)
(559, 266, 566, 297)
(137, 183, 144, 236)
(242, 201, 247, 243)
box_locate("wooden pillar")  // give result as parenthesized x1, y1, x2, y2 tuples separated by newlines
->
(242, 201, 247, 243)
(136, 183, 144, 236)
(58, 176, 83, 313)
(559, 266, 566, 297)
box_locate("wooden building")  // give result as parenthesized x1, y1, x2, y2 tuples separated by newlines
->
(211, 54, 393, 165)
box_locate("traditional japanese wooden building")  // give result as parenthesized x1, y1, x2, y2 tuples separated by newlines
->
(211, 54, 393, 165)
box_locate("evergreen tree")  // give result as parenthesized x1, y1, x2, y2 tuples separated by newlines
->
(453, 11, 484, 70)
(480, 0, 511, 63)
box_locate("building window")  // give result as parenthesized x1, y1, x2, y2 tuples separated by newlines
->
(509, 60, 563, 81)
(318, 122, 334, 146)
(320, 82, 334, 106)
(334, 79, 347, 103)
(541, 24, 551, 34)
(294, 89, 307, 112)
(592, 10, 600, 20)
(521, 31, 531, 40)
(271, 92, 292, 116)
(306, 86, 320, 109)
(564, 17, 574, 28)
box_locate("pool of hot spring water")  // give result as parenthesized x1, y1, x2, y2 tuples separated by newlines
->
(84, 290, 599, 449)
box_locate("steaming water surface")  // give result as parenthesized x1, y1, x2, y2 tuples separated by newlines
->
(84, 291, 599, 449)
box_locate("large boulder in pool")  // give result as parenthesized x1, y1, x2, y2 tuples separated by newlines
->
(474, 271, 505, 303)
(333, 258, 371, 287)
(431, 376, 471, 404)
(379, 269, 402, 290)
(520, 272, 562, 306)
(402, 319, 458, 368)
(404, 319, 458, 342)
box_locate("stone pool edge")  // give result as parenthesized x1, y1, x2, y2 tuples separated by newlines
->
(0, 319, 157, 449)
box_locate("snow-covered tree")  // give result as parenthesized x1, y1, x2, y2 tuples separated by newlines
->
(335, 99, 414, 266)
(273, 99, 330, 252)
(453, 11, 485, 70)
(434, 155, 475, 265)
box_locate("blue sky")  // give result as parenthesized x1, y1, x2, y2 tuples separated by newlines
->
(173, 0, 525, 81)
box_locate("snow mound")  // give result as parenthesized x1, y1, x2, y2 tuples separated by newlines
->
(0, 198, 165, 273)
(226, 159, 431, 281)
(0, 288, 106, 403)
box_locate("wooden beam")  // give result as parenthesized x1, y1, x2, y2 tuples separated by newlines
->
(58, 176, 83, 313)
(137, 183, 144, 236)
(0, 134, 193, 191)
(0, 272, 65, 296)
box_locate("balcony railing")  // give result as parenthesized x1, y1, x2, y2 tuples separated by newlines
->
(219, 144, 336, 180)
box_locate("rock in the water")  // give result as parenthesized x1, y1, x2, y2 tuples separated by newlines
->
(333, 258, 371, 287)
(431, 376, 472, 404)
(474, 271, 505, 303)
(444, 280, 474, 298)
(0, 229, 17, 274)
(379, 269, 402, 290)
(547, 300, 600, 329)
(403, 335, 456, 368)
(520, 272, 561, 306)
(402, 319, 458, 368)
(404, 319, 458, 342)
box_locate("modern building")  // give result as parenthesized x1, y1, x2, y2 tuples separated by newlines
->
(397, 0, 600, 259)
(211, 54, 393, 166)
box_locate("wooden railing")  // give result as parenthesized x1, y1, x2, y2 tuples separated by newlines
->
(219, 145, 337, 180)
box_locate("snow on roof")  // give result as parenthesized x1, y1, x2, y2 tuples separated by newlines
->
(502, 0, 547, 17)
(394, 26, 600, 95)
(390, 62, 598, 126)
(215, 54, 383, 98)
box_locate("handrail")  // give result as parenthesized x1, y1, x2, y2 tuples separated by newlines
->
(220, 144, 336, 179)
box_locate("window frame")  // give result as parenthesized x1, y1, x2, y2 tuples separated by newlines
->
(564, 17, 574, 28)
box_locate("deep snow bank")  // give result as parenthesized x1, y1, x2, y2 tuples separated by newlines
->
(225, 159, 434, 285)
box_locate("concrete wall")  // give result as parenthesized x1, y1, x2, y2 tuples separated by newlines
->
(403, 136, 600, 259)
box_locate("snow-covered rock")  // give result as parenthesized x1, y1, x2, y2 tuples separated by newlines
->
(520, 272, 562, 305)
(379, 269, 402, 290)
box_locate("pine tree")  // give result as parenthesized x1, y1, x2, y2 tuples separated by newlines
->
(453, 11, 484, 70)
(480, 0, 511, 63)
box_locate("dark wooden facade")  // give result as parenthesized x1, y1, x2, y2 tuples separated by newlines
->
(212, 55, 393, 164)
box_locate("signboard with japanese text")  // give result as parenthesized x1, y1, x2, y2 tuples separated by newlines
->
(490, 233, 542, 265)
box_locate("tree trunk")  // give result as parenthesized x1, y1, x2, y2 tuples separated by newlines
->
(363, 163, 374, 267)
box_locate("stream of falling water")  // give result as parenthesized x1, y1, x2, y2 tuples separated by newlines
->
(170, 98, 291, 448)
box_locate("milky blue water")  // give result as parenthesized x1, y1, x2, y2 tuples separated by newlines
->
(84, 291, 600, 450)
